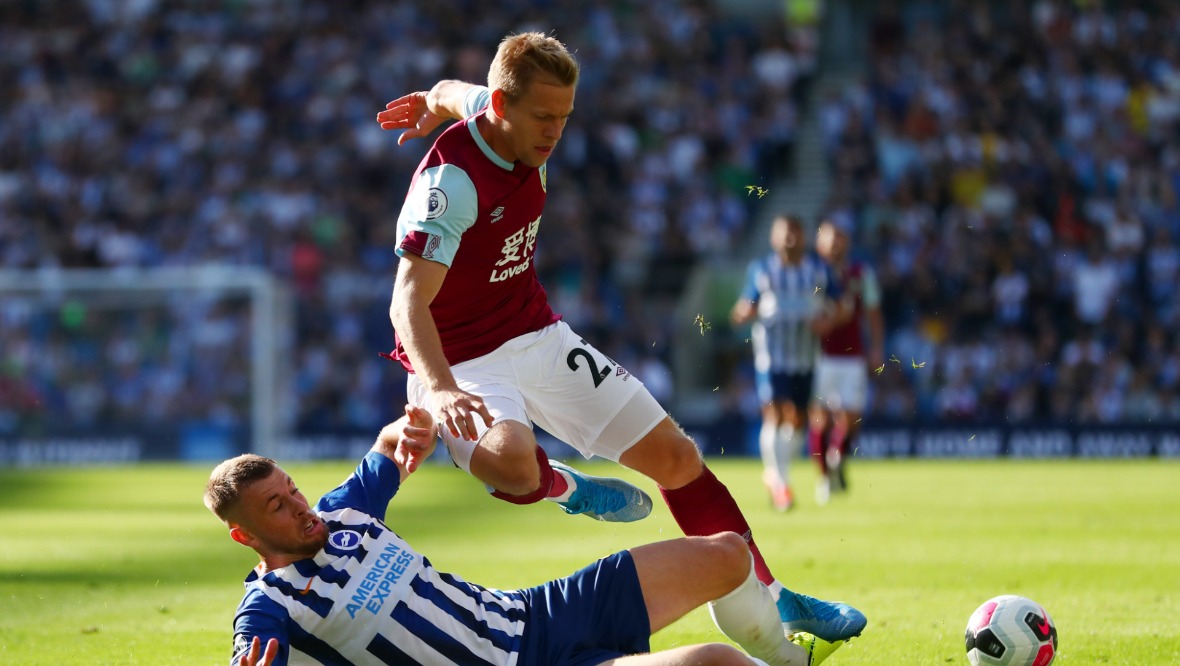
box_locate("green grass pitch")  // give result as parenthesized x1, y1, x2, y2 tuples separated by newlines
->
(2, 456, 1178, 665)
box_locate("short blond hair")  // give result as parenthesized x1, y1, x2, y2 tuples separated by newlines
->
(488, 32, 579, 101)
(204, 454, 278, 522)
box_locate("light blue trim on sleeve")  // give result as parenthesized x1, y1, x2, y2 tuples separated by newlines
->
(462, 86, 491, 118)
(395, 164, 478, 268)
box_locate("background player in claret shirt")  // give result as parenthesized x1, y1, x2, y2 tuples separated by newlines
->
(375, 32, 865, 641)
(810, 218, 884, 504)
(730, 215, 844, 513)
(209, 406, 845, 666)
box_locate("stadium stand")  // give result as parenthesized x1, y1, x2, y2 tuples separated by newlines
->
(0, 0, 813, 444)
(819, 0, 1180, 424)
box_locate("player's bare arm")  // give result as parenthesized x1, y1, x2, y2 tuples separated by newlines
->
(376, 80, 477, 145)
(730, 299, 756, 327)
(237, 636, 278, 666)
(389, 253, 492, 441)
(373, 405, 438, 479)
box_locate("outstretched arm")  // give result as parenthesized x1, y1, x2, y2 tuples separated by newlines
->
(376, 80, 480, 145)
(730, 299, 757, 327)
(372, 405, 440, 481)
(390, 254, 493, 441)
(731, 262, 761, 327)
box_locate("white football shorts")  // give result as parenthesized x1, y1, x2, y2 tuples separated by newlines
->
(406, 321, 667, 472)
(813, 354, 869, 413)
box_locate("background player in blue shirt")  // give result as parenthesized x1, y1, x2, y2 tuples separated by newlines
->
(205, 406, 844, 665)
(731, 214, 844, 512)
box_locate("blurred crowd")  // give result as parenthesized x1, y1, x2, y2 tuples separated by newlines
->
(0, 0, 815, 436)
(822, 0, 1180, 424)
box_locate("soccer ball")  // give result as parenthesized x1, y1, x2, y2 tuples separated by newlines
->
(964, 595, 1058, 666)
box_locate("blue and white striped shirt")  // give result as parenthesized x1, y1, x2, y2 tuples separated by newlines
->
(740, 252, 838, 374)
(231, 453, 527, 665)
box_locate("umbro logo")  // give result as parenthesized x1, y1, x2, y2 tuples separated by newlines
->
(490, 206, 505, 223)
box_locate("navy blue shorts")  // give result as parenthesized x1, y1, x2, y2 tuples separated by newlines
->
(755, 369, 813, 409)
(518, 550, 651, 666)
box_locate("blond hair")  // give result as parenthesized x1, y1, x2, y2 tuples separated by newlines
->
(488, 32, 579, 101)
(204, 454, 278, 521)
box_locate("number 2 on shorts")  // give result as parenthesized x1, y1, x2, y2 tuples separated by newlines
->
(566, 341, 613, 389)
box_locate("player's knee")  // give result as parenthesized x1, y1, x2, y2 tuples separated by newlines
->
(625, 421, 704, 488)
(478, 446, 542, 496)
(670, 435, 704, 467)
(654, 435, 704, 487)
(706, 532, 753, 588)
(496, 458, 542, 495)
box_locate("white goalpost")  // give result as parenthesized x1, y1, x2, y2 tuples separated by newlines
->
(0, 267, 293, 460)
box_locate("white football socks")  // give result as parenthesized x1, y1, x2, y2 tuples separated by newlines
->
(708, 555, 812, 666)
(760, 421, 788, 489)
(780, 424, 803, 487)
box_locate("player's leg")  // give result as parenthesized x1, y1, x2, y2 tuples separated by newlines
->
(830, 358, 869, 493)
(776, 396, 805, 504)
(522, 324, 865, 640)
(472, 420, 650, 521)
(809, 357, 836, 502)
(825, 409, 849, 493)
(807, 402, 832, 505)
(628, 533, 821, 666)
(407, 364, 544, 494)
(753, 371, 790, 511)
(607, 402, 865, 641)
(471, 420, 549, 495)
(759, 401, 793, 512)
(408, 350, 642, 519)
(783, 372, 813, 490)
(497, 321, 653, 521)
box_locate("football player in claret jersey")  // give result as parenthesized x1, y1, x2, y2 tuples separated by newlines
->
(730, 215, 844, 512)
(375, 32, 865, 641)
(809, 218, 884, 504)
(205, 406, 845, 666)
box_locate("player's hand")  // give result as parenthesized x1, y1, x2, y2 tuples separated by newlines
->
(430, 388, 493, 441)
(376, 92, 448, 145)
(730, 301, 755, 326)
(395, 404, 438, 474)
(238, 637, 278, 666)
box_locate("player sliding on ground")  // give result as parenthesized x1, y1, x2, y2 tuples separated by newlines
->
(205, 406, 844, 665)
(375, 30, 866, 642)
